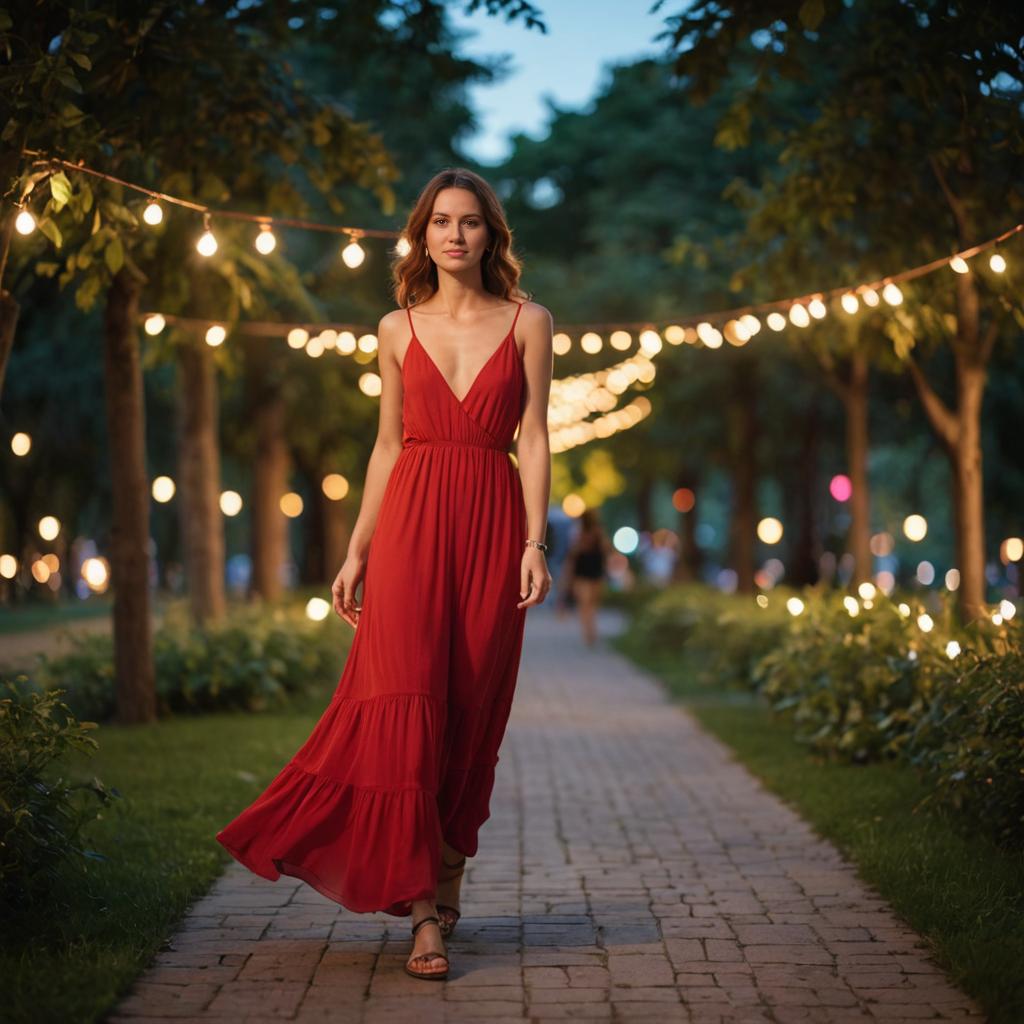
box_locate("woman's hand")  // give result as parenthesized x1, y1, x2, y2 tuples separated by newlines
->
(332, 554, 367, 628)
(517, 547, 552, 609)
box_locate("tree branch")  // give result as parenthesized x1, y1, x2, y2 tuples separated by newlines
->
(904, 352, 958, 451)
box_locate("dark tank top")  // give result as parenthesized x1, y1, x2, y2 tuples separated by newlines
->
(573, 534, 606, 579)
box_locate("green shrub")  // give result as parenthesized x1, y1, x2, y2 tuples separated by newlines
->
(0, 677, 119, 910)
(24, 600, 347, 722)
(906, 643, 1024, 845)
(630, 582, 792, 689)
(752, 590, 962, 762)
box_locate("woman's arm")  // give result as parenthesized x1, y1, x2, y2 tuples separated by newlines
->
(331, 310, 405, 625)
(515, 301, 554, 608)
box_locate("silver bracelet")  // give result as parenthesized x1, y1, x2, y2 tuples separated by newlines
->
(525, 538, 548, 553)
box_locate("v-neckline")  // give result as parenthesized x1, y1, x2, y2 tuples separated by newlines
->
(406, 304, 521, 406)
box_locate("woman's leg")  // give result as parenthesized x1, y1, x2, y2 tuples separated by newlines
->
(573, 578, 600, 646)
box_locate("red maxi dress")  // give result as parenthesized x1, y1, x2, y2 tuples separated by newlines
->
(216, 300, 529, 917)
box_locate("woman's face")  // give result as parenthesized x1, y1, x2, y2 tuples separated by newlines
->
(424, 187, 491, 272)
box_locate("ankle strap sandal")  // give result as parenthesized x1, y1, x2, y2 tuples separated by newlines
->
(436, 854, 466, 940)
(404, 914, 449, 981)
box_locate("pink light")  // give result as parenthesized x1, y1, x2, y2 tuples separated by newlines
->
(830, 474, 852, 502)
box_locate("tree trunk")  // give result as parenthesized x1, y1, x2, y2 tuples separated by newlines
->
(844, 349, 872, 588)
(176, 336, 226, 626)
(635, 471, 654, 535)
(671, 466, 701, 583)
(0, 288, 17, 403)
(728, 359, 757, 594)
(103, 266, 156, 724)
(322, 476, 352, 582)
(249, 387, 291, 602)
(954, 360, 987, 621)
(788, 397, 820, 586)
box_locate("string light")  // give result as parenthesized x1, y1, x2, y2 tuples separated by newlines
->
(788, 302, 810, 327)
(196, 212, 217, 257)
(990, 252, 1006, 273)
(881, 282, 903, 305)
(949, 255, 969, 274)
(341, 233, 366, 268)
(14, 209, 36, 234)
(840, 292, 859, 314)
(255, 223, 277, 254)
(143, 201, 163, 225)
(807, 296, 827, 319)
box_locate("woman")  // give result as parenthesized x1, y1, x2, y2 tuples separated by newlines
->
(559, 509, 612, 647)
(216, 167, 554, 982)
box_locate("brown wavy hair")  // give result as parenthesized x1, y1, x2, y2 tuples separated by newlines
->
(391, 167, 530, 308)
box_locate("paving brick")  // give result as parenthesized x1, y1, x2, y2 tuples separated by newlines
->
(105, 609, 986, 1024)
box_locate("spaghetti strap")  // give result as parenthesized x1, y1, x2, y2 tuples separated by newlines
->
(511, 300, 524, 332)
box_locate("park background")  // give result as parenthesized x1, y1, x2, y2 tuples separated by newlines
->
(1, 2, 1022, 1023)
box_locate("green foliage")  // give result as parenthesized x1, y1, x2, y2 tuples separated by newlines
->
(906, 648, 1024, 847)
(0, 678, 119, 910)
(22, 602, 347, 723)
(631, 581, 791, 688)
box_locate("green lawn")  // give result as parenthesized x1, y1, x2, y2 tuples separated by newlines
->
(612, 629, 1024, 1024)
(2, 681, 341, 1024)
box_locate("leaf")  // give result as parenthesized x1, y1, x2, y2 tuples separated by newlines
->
(35, 261, 61, 278)
(37, 218, 63, 250)
(50, 171, 72, 208)
(69, 52, 92, 71)
(105, 236, 124, 275)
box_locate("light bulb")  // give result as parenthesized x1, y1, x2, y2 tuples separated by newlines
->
(342, 239, 365, 268)
(808, 298, 827, 319)
(144, 314, 166, 335)
(196, 230, 218, 256)
(15, 210, 36, 234)
(861, 287, 879, 306)
(990, 252, 1006, 273)
(841, 293, 859, 314)
(255, 224, 276, 254)
(143, 202, 163, 225)
(766, 312, 786, 331)
(882, 282, 903, 305)
(205, 324, 227, 346)
(949, 255, 969, 274)
(788, 303, 810, 327)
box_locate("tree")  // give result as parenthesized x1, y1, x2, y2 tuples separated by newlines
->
(657, 0, 1024, 621)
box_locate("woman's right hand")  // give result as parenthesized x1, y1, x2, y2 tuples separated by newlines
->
(331, 554, 366, 628)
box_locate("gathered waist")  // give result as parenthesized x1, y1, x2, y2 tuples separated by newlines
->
(402, 437, 511, 454)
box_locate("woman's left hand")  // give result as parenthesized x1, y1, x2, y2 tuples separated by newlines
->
(517, 547, 552, 609)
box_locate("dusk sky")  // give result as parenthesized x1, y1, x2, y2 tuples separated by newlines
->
(448, 1, 673, 165)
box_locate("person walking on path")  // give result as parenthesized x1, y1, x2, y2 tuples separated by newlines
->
(557, 508, 612, 647)
(216, 167, 554, 981)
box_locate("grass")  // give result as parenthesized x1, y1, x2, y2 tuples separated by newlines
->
(611, 628, 1024, 1024)
(2, 680, 343, 1024)
(0, 594, 121, 634)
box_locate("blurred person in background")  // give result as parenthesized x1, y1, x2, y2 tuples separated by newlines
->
(557, 509, 613, 647)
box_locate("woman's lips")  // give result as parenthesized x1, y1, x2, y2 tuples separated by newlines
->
(444, 250, 467, 256)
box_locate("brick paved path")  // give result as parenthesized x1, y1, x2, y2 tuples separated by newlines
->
(108, 606, 985, 1023)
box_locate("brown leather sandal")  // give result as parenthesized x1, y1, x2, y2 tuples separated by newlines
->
(404, 914, 449, 981)
(436, 854, 466, 939)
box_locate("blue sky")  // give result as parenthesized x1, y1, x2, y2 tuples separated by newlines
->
(447, 1, 674, 165)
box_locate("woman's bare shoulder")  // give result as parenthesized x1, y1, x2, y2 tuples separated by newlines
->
(517, 300, 553, 330)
